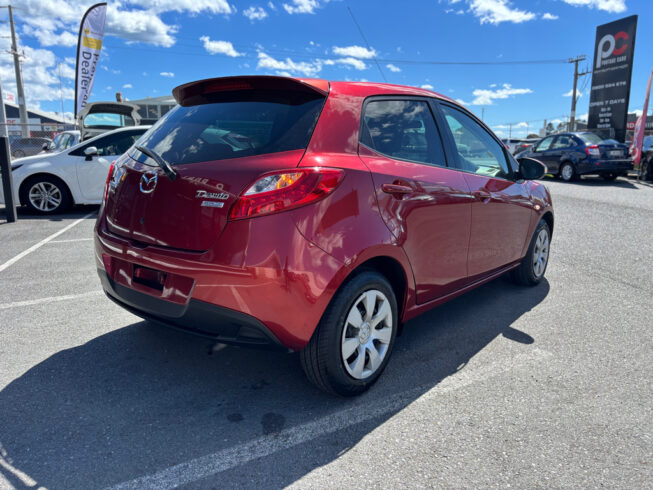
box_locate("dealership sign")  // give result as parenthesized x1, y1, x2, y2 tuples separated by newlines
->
(74, 3, 107, 118)
(587, 15, 637, 142)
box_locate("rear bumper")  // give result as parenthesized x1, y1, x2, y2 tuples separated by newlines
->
(577, 159, 633, 175)
(99, 270, 286, 349)
(94, 210, 346, 351)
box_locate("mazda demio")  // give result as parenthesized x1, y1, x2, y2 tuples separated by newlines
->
(95, 76, 553, 396)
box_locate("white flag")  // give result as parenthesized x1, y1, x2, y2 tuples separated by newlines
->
(75, 2, 107, 117)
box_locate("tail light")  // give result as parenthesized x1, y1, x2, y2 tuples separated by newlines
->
(585, 145, 600, 157)
(103, 160, 116, 203)
(230, 167, 345, 220)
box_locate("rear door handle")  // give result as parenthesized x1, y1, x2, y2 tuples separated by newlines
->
(382, 183, 413, 196)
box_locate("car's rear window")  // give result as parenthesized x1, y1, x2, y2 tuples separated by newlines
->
(132, 90, 325, 165)
(576, 133, 603, 145)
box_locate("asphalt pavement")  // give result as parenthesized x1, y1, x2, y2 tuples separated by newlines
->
(0, 175, 651, 489)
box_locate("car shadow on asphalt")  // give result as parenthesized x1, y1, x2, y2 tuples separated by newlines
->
(550, 176, 639, 189)
(0, 277, 549, 489)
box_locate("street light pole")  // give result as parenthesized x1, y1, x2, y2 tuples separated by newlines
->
(6, 5, 29, 137)
(568, 55, 588, 133)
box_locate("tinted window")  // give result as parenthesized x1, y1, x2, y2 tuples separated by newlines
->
(133, 90, 325, 165)
(535, 136, 555, 151)
(72, 130, 145, 157)
(552, 135, 573, 149)
(440, 104, 510, 178)
(361, 100, 446, 166)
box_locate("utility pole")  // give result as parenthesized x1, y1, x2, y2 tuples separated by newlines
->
(568, 55, 588, 133)
(481, 107, 485, 121)
(509, 123, 512, 138)
(6, 5, 29, 137)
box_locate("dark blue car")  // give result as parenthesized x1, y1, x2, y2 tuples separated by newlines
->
(517, 132, 632, 182)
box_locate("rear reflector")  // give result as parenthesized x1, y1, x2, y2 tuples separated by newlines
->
(229, 168, 344, 220)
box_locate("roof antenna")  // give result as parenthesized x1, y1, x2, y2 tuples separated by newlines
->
(346, 6, 387, 83)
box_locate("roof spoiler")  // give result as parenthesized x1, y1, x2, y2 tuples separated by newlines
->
(172, 76, 329, 106)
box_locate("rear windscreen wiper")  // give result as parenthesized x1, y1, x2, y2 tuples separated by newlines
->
(135, 145, 177, 181)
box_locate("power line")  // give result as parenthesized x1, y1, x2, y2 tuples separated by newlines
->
(346, 6, 386, 82)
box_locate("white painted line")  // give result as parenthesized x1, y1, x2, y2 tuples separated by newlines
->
(0, 290, 103, 310)
(48, 238, 94, 244)
(109, 348, 552, 490)
(0, 212, 96, 273)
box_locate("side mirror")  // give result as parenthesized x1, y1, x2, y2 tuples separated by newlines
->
(84, 146, 98, 160)
(517, 157, 546, 180)
(42, 142, 49, 151)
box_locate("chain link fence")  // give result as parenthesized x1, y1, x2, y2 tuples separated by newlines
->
(1, 123, 77, 160)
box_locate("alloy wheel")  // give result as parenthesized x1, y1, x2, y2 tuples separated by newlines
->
(561, 164, 573, 181)
(532, 228, 550, 278)
(28, 182, 62, 212)
(341, 289, 393, 380)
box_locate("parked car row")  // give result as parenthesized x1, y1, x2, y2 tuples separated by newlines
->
(501, 137, 539, 155)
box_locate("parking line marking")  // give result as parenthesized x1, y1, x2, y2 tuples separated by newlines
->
(0, 212, 96, 273)
(109, 348, 552, 490)
(48, 238, 94, 244)
(0, 290, 103, 310)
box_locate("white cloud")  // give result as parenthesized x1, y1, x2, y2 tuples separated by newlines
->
(542, 12, 559, 20)
(334, 57, 367, 70)
(563, 88, 582, 98)
(562, 0, 626, 13)
(243, 6, 268, 20)
(257, 52, 322, 76)
(333, 45, 377, 59)
(268, 1, 277, 9)
(200, 36, 243, 57)
(145, 0, 234, 14)
(283, 0, 321, 14)
(386, 63, 401, 72)
(470, 83, 532, 105)
(160, 72, 175, 77)
(421, 84, 435, 89)
(123, 83, 133, 88)
(22, 25, 77, 47)
(58, 62, 75, 79)
(468, 0, 536, 25)
(455, 98, 469, 105)
(514, 121, 528, 128)
(106, 6, 177, 47)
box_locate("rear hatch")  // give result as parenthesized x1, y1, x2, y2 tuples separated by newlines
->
(104, 76, 328, 252)
(78, 101, 141, 140)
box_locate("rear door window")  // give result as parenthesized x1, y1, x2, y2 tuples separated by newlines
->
(360, 99, 447, 167)
(552, 135, 573, 149)
(535, 136, 555, 151)
(133, 90, 325, 165)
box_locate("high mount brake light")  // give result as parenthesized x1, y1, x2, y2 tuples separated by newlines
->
(585, 145, 601, 157)
(230, 168, 345, 220)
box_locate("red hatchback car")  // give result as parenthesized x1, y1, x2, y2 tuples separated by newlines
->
(95, 76, 553, 396)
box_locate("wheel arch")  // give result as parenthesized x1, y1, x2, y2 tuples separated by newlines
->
(336, 253, 413, 328)
(19, 172, 75, 206)
(541, 210, 554, 236)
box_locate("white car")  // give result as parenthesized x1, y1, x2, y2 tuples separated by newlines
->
(1, 126, 150, 214)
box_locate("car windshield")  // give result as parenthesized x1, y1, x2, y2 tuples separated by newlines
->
(576, 133, 603, 145)
(132, 89, 325, 165)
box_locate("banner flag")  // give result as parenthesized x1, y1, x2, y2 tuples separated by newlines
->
(630, 69, 652, 167)
(74, 3, 107, 118)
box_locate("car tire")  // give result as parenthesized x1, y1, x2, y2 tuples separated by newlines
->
(13, 149, 25, 159)
(602, 173, 618, 181)
(20, 175, 72, 214)
(641, 157, 653, 182)
(559, 162, 576, 182)
(510, 219, 551, 287)
(300, 270, 398, 396)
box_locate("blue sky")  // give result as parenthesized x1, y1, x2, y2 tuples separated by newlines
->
(0, 0, 651, 137)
